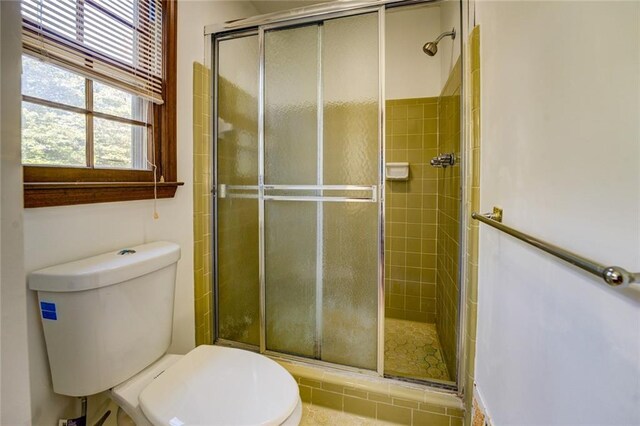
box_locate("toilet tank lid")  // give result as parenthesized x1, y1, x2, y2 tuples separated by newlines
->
(29, 241, 181, 292)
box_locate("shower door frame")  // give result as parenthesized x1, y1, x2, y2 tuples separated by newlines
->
(207, 0, 467, 393)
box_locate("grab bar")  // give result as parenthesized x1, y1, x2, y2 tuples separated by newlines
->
(472, 208, 640, 288)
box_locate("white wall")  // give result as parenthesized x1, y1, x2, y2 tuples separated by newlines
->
(23, 1, 258, 424)
(1, 1, 32, 424)
(386, 5, 442, 99)
(475, 1, 640, 424)
(385, 2, 461, 99)
(438, 0, 460, 86)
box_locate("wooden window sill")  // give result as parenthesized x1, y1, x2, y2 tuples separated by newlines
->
(24, 182, 184, 208)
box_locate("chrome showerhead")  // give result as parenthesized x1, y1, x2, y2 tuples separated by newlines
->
(422, 28, 456, 57)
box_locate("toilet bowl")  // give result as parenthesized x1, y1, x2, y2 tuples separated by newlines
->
(29, 242, 301, 426)
(111, 346, 302, 426)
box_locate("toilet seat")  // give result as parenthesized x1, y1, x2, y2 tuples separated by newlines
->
(138, 345, 300, 426)
(111, 354, 183, 426)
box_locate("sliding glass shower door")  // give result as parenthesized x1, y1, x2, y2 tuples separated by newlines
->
(264, 13, 379, 370)
(216, 10, 382, 371)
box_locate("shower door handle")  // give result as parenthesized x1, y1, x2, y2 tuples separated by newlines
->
(216, 184, 259, 199)
(217, 184, 377, 203)
(263, 185, 377, 203)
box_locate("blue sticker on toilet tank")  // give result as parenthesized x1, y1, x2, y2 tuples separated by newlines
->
(42, 310, 57, 320)
(40, 301, 56, 312)
(40, 301, 57, 320)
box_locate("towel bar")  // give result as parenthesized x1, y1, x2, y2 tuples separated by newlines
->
(472, 209, 639, 288)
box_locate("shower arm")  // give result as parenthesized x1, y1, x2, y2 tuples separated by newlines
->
(433, 28, 456, 44)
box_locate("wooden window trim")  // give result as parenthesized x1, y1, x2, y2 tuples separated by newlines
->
(24, 0, 182, 208)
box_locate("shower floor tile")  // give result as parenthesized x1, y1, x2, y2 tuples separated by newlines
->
(301, 403, 401, 425)
(384, 319, 450, 381)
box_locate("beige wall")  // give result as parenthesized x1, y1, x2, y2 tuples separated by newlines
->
(385, 1, 460, 100)
(474, 1, 640, 424)
(386, 5, 442, 99)
(438, 0, 461, 90)
(1, 1, 33, 424)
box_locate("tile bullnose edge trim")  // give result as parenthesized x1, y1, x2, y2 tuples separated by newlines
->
(274, 358, 464, 410)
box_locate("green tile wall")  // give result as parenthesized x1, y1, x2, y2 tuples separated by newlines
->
(384, 63, 462, 379)
(436, 59, 462, 381)
(385, 97, 439, 323)
(193, 62, 212, 345)
(465, 26, 482, 425)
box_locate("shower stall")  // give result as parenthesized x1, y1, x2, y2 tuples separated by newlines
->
(209, 0, 464, 390)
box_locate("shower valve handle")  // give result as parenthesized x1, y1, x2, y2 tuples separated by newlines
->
(430, 153, 456, 168)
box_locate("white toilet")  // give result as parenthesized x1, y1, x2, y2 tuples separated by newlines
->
(29, 242, 302, 426)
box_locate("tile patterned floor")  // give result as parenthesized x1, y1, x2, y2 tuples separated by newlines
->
(301, 403, 402, 426)
(384, 319, 450, 381)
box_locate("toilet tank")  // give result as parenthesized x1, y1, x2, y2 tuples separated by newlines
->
(29, 241, 181, 397)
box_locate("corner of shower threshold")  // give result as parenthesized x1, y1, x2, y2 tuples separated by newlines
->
(271, 354, 464, 415)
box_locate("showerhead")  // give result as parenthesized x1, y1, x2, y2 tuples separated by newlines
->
(422, 28, 456, 57)
(423, 41, 438, 56)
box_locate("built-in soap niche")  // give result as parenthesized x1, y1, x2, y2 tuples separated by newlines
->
(385, 162, 410, 181)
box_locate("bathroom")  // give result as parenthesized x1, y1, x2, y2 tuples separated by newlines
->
(1, 0, 639, 425)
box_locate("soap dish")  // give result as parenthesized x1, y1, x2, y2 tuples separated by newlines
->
(385, 162, 410, 181)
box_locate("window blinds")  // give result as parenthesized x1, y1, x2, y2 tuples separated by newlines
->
(22, 0, 164, 104)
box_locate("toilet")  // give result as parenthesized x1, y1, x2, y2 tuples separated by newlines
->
(29, 242, 302, 426)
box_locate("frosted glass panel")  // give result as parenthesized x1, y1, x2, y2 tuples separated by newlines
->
(323, 13, 379, 186)
(217, 35, 260, 346)
(264, 24, 319, 356)
(265, 201, 317, 357)
(264, 25, 318, 185)
(321, 13, 379, 369)
(322, 202, 379, 369)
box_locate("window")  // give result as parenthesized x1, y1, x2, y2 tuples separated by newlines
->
(22, 56, 151, 170)
(21, 0, 179, 208)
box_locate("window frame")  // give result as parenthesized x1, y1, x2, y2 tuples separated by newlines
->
(23, 0, 181, 208)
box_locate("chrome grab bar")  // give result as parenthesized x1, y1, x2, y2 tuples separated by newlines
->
(472, 208, 640, 288)
(218, 184, 377, 203)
